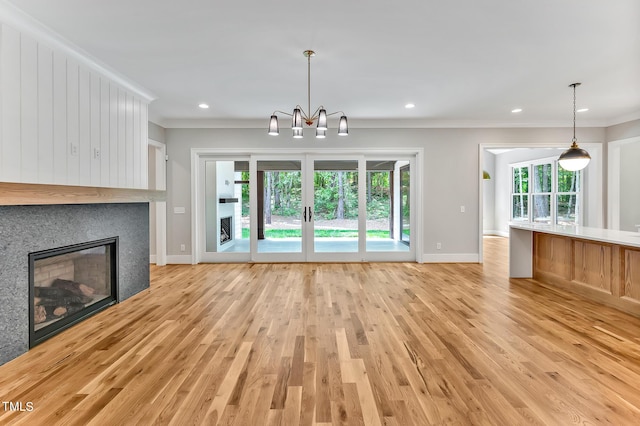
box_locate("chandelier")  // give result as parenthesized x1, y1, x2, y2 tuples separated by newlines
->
(268, 50, 348, 139)
(558, 83, 591, 171)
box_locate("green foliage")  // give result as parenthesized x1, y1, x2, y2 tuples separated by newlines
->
(313, 171, 358, 219)
(366, 197, 390, 220)
(513, 166, 529, 193)
(557, 167, 579, 192)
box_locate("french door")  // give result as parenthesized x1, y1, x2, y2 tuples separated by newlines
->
(249, 154, 415, 262)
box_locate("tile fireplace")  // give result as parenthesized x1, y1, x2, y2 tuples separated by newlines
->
(29, 237, 118, 347)
(0, 202, 149, 365)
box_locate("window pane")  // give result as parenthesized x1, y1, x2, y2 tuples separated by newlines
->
(557, 194, 579, 225)
(532, 194, 551, 223)
(513, 167, 528, 193)
(558, 167, 580, 192)
(533, 164, 552, 193)
(512, 195, 528, 221)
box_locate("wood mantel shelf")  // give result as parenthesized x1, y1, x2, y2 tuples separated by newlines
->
(0, 182, 165, 206)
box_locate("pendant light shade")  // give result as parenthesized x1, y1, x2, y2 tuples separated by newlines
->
(338, 115, 348, 136)
(292, 128, 303, 139)
(317, 109, 327, 130)
(316, 128, 326, 139)
(558, 83, 590, 171)
(558, 142, 591, 171)
(268, 115, 279, 135)
(292, 108, 303, 130)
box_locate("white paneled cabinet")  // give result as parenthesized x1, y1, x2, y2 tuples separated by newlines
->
(0, 22, 152, 189)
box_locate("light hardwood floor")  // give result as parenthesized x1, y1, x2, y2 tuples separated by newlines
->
(2, 237, 640, 425)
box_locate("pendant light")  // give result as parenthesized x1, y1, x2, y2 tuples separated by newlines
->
(558, 83, 590, 171)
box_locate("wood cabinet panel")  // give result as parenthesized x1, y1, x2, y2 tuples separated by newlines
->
(624, 249, 640, 301)
(573, 240, 612, 293)
(533, 231, 640, 317)
(534, 233, 571, 280)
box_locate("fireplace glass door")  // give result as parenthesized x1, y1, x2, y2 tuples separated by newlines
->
(29, 237, 118, 346)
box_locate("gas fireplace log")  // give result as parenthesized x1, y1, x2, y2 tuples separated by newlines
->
(51, 278, 95, 298)
(34, 286, 91, 305)
(42, 302, 85, 320)
(34, 305, 47, 324)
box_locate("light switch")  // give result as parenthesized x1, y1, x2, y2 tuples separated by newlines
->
(174, 207, 186, 214)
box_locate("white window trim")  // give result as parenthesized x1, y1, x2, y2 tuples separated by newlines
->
(509, 156, 584, 226)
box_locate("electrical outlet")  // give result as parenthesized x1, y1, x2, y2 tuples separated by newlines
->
(460, 205, 465, 213)
(436, 242, 442, 250)
(70, 143, 78, 156)
(180, 244, 186, 252)
(93, 148, 101, 159)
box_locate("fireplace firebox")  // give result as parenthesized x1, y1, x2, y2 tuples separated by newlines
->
(28, 237, 118, 347)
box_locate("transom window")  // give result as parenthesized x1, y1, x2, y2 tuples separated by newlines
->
(511, 158, 582, 225)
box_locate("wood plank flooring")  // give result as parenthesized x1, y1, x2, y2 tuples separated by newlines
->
(2, 237, 640, 425)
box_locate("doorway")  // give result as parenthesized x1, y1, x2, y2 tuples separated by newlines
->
(194, 150, 419, 263)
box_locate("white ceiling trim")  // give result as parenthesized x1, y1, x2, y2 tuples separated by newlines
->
(158, 117, 618, 130)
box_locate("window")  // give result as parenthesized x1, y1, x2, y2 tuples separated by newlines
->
(557, 165, 581, 225)
(510, 159, 582, 226)
(532, 163, 552, 223)
(511, 166, 529, 221)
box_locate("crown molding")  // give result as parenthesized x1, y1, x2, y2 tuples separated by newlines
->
(0, 0, 156, 103)
(157, 117, 621, 130)
(605, 110, 640, 127)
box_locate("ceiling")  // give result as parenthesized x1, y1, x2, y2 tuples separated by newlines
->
(6, 0, 640, 128)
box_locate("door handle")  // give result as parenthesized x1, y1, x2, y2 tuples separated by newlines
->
(303, 206, 307, 222)
(308, 208, 312, 222)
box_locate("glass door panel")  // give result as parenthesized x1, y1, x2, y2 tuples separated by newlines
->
(400, 165, 410, 246)
(199, 158, 251, 262)
(312, 160, 359, 253)
(365, 161, 410, 252)
(255, 160, 304, 257)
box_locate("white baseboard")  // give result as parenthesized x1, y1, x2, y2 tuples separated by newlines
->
(149, 254, 156, 264)
(422, 253, 479, 263)
(166, 255, 193, 264)
(483, 230, 509, 238)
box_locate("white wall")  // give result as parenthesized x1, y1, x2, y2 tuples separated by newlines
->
(482, 152, 496, 233)
(164, 126, 606, 260)
(619, 141, 640, 232)
(0, 17, 152, 188)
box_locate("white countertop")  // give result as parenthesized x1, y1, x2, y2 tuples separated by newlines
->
(509, 222, 640, 249)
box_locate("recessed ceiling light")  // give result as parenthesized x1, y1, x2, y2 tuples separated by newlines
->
(198, 103, 209, 109)
(405, 103, 415, 109)
(511, 108, 523, 113)
(577, 108, 589, 112)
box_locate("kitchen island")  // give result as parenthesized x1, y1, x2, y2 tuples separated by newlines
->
(509, 222, 640, 317)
